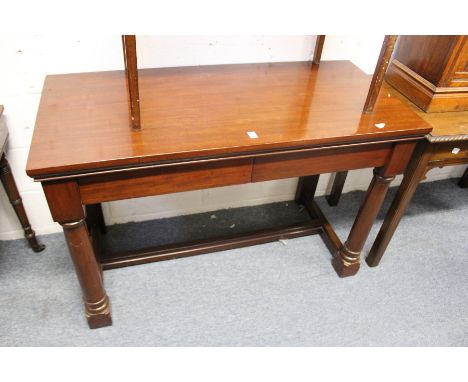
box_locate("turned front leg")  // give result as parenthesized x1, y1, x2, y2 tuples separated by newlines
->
(62, 219, 111, 328)
(43, 181, 112, 329)
(333, 169, 394, 277)
(0, 154, 45, 252)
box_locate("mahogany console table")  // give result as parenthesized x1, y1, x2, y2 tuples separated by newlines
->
(27, 60, 431, 328)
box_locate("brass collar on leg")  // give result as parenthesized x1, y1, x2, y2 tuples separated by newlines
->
(62, 218, 86, 230)
(338, 243, 361, 265)
(373, 169, 395, 183)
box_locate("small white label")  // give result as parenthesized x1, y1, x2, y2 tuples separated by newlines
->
(452, 148, 461, 154)
(375, 123, 386, 129)
(247, 131, 259, 139)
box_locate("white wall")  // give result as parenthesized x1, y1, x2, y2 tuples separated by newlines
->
(0, 36, 465, 240)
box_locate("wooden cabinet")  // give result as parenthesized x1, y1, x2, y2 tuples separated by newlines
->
(386, 35, 468, 112)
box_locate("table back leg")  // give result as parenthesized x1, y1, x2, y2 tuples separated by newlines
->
(85, 203, 107, 234)
(458, 167, 468, 188)
(295, 175, 320, 204)
(326, 171, 348, 206)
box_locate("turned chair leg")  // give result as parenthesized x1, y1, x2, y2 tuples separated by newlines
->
(0, 155, 45, 252)
(459, 167, 468, 188)
(326, 171, 348, 206)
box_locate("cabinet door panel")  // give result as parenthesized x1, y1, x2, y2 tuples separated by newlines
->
(447, 37, 468, 88)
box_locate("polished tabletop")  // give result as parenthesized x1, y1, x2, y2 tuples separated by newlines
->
(27, 61, 432, 178)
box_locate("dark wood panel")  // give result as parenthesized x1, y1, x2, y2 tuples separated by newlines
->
(252, 143, 393, 182)
(386, 36, 468, 112)
(394, 36, 458, 85)
(79, 159, 253, 204)
(442, 36, 468, 87)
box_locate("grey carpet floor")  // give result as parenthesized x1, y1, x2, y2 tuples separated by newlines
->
(0, 179, 466, 346)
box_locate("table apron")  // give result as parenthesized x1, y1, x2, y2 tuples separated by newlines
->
(252, 142, 393, 182)
(77, 141, 401, 205)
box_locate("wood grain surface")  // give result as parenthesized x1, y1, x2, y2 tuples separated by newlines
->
(27, 61, 431, 178)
